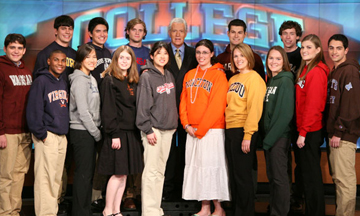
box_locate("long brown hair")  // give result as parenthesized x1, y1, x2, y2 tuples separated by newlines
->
(230, 43, 254, 73)
(297, 34, 326, 81)
(101, 45, 139, 83)
(266, 46, 291, 79)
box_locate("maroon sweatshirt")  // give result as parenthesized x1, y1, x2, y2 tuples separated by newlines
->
(0, 56, 32, 135)
(327, 58, 360, 143)
(217, 44, 265, 81)
(295, 61, 329, 137)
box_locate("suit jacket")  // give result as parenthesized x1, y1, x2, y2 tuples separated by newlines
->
(167, 43, 198, 107)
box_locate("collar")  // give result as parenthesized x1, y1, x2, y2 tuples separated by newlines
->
(171, 43, 185, 55)
(14, 61, 22, 67)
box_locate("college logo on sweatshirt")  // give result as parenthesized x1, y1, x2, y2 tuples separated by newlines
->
(96, 57, 112, 71)
(185, 78, 213, 93)
(265, 86, 277, 102)
(156, 82, 175, 94)
(296, 79, 305, 88)
(127, 84, 134, 96)
(89, 82, 99, 93)
(228, 82, 245, 98)
(224, 63, 231, 71)
(330, 79, 338, 90)
(9, 75, 32, 86)
(48, 90, 68, 107)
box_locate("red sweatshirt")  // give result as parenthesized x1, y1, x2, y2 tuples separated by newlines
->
(295, 61, 329, 137)
(0, 56, 32, 135)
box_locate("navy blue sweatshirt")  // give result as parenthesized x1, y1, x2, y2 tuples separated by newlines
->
(128, 44, 150, 75)
(26, 68, 69, 140)
(33, 41, 76, 83)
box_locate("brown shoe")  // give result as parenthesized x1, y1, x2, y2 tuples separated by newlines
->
(123, 198, 136, 210)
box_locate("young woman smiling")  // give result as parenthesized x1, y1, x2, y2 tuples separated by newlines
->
(136, 42, 178, 216)
(225, 43, 266, 216)
(180, 39, 229, 216)
(260, 46, 294, 216)
(295, 34, 329, 216)
(98, 45, 142, 216)
(68, 44, 102, 216)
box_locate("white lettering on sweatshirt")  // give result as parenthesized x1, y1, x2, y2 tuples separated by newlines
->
(9, 75, 32, 86)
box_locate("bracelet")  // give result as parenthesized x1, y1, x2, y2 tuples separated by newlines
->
(184, 124, 190, 130)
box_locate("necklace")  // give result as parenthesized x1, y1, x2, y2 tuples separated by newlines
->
(190, 65, 209, 104)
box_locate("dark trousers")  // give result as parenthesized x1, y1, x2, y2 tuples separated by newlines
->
(69, 129, 96, 216)
(265, 138, 290, 216)
(163, 125, 186, 198)
(298, 130, 325, 216)
(225, 128, 258, 216)
(291, 131, 304, 203)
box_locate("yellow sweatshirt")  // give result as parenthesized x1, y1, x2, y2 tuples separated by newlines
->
(225, 70, 266, 140)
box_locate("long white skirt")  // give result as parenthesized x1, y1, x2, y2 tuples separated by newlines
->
(182, 129, 230, 201)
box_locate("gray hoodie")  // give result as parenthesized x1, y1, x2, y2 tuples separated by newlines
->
(69, 69, 102, 141)
(136, 61, 178, 134)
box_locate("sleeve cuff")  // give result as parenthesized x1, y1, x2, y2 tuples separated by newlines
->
(299, 130, 307, 137)
(244, 133, 252, 141)
(333, 130, 343, 138)
(145, 128, 154, 135)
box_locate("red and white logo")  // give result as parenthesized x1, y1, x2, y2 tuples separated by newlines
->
(156, 82, 175, 94)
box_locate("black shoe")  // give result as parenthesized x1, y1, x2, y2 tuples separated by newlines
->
(57, 203, 69, 215)
(162, 193, 173, 202)
(91, 198, 106, 211)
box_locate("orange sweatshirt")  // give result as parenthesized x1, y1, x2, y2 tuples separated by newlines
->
(179, 63, 228, 139)
(225, 70, 266, 140)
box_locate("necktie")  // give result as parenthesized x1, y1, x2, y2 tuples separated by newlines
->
(175, 49, 182, 69)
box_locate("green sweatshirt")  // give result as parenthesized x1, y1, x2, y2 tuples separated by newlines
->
(260, 71, 294, 150)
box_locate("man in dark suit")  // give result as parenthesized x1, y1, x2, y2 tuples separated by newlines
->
(163, 17, 198, 201)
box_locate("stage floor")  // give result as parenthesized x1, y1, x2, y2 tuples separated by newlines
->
(20, 194, 360, 216)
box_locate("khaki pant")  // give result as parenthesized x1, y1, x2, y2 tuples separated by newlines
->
(0, 133, 31, 216)
(141, 128, 175, 216)
(33, 131, 67, 216)
(329, 139, 357, 216)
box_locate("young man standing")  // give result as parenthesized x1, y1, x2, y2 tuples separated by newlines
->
(34, 15, 76, 213)
(87, 17, 112, 85)
(163, 17, 198, 201)
(279, 21, 303, 74)
(33, 15, 76, 82)
(279, 20, 304, 213)
(125, 18, 150, 74)
(327, 34, 360, 216)
(217, 19, 265, 81)
(0, 34, 32, 216)
(86, 17, 112, 210)
(27, 50, 69, 216)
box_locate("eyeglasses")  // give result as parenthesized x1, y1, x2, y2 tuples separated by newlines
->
(195, 51, 210, 55)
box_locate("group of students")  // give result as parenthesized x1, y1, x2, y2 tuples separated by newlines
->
(0, 14, 359, 216)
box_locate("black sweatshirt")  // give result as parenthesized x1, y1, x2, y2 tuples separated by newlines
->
(100, 74, 137, 138)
